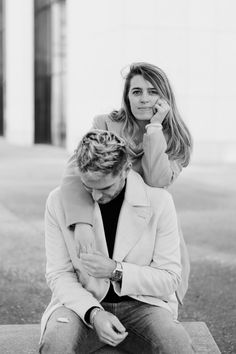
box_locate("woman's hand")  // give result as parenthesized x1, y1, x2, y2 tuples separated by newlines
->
(151, 97, 170, 124)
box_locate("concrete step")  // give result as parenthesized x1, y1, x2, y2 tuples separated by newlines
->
(0, 322, 221, 354)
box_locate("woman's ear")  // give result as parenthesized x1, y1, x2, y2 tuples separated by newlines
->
(128, 161, 132, 170)
(121, 161, 132, 178)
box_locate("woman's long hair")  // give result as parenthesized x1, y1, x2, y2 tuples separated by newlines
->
(110, 62, 193, 167)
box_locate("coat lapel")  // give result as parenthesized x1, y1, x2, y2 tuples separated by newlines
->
(113, 171, 153, 261)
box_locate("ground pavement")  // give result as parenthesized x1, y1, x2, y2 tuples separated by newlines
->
(0, 138, 235, 353)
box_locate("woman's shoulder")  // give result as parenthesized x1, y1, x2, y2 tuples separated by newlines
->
(92, 114, 110, 129)
(92, 113, 124, 134)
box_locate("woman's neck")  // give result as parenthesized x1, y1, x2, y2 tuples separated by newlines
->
(136, 119, 149, 129)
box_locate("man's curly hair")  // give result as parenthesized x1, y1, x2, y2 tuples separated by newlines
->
(75, 129, 130, 176)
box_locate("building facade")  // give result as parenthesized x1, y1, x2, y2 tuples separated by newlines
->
(0, 0, 5, 137)
(1, 0, 236, 162)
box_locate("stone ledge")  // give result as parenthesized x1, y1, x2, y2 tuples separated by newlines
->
(0, 322, 221, 354)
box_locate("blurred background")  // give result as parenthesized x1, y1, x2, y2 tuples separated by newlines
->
(0, 1, 236, 353)
(1, 0, 236, 161)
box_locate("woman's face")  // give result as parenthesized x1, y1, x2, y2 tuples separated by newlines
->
(128, 75, 159, 121)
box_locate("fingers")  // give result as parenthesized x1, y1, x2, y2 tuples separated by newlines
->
(81, 243, 94, 254)
(111, 316, 126, 334)
(94, 312, 128, 346)
(106, 315, 128, 345)
(74, 224, 96, 256)
(80, 253, 115, 278)
(155, 98, 170, 111)
(80, 253, 93, 262)
(102, 331, 128, 347)
(151, 98, 170, 124)
(100, 325, 128, 346)
(80, 253, 97, 275)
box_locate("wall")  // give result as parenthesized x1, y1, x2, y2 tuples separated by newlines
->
(66, 0, 236, 162)
(3, 0, 236, 162)
(5, 0, 34, 145)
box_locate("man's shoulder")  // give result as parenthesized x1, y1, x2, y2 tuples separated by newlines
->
(145, 182, 173, 210)
(128, 171, 173, 206)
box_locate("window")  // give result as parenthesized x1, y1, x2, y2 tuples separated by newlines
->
(34, 0, 66, 146)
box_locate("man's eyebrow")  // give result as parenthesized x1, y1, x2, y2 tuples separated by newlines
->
(99, 184, 114, 190)
(82, 182, 114, 190)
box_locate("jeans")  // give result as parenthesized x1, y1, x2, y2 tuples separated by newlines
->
(39, 300, 194, 354)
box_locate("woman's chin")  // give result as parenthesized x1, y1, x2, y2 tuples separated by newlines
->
(135, 115, 152, 121)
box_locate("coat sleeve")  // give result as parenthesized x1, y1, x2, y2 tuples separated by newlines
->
(118, 193, 182, 299)
(45, 191, 102, 322)
(60, 115, 109, 227)
(141, 123, 182, 187)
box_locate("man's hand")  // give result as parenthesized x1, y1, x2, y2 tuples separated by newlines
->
(80, 252, 116, 278)
(151, 97, 170, 124)
(93, 310, 128, 347)
(74, 223, 95, 256)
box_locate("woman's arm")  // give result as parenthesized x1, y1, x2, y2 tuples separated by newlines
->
(141, 123, 182, 188)
(60, 153, 94, 228)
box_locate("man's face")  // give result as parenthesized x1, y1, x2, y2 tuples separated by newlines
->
(80, 169, 128, 204)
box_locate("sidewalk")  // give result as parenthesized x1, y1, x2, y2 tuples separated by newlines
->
(0, 138, 68, 324)
(0, 138, 68, 230)
(0, 138, 235, 353)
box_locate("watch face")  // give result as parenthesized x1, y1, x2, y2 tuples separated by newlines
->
(112, 270, 122, 282)
(111, 262, 123, 281)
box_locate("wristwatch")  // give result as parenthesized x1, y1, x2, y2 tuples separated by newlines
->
(110, 261, 123, 282)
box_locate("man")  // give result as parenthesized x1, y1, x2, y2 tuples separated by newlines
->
(39, 130, 193, 353)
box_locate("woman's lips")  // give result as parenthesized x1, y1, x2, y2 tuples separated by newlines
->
(138, 107, 152, 110)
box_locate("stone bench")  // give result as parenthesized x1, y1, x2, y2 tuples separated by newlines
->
(0, 322, 221, 354)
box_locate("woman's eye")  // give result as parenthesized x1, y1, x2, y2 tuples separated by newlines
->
(132, 90, 141, 96)
(149, 90, 158, 95)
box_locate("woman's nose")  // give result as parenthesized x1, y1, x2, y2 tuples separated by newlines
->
(140, 92, 150, 103)
(92, 189, 102, 201)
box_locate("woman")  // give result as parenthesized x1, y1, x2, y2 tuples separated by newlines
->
(61, 62, 192, 302)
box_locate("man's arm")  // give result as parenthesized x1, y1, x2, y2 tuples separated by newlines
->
(45, 190, 128, 346)
(117, 192, 181, 298)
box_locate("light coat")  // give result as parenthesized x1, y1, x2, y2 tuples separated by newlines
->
(41, 171, 181, 339)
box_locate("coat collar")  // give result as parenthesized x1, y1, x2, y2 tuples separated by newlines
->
(124, 170, 151, 207)
(93, 170, 153, 261)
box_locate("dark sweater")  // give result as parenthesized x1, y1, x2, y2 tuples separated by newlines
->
(99, 182, 129, 303)
(84, 182, 130, 324)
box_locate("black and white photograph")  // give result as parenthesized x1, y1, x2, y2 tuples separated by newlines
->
(0, 1, 235, 353)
